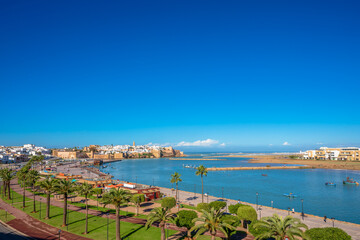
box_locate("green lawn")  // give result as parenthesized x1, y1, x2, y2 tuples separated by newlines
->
(2, 192, 177, 240)
(1, 188, 32, 204)
(0, 209, 16, 223)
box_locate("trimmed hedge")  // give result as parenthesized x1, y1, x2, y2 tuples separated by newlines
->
(209, 201, 227, 211)
(237, 205, 257, 222)
(229, 203, 243, 214)
(196, 203, 210, 212)
(305, 227, 351, 240)
(161, 197, 176, 209)
(176, 210, 198, 229)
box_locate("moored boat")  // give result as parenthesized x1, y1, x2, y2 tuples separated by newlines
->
(283, 193, 297, 198)
(343, 177, 359, 185)
(325, 182, 336, 186)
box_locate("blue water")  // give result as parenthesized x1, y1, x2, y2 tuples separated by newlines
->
(102, 156, 360, 224)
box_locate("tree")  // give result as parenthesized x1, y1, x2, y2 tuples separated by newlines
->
(103, 188, 131, 240)
(0, 168, 15, 200)
(237, 205, 257, 229)
(195, 165, 208, 203)
(77, 182, 95, 234)
(209, 201, 227, 211)
(145, 207, 176, 240)
(131, 194, 145, 216)
(305, 227, 351, 240)
(197, 203, 210, 212)
(221, 215, 241, 239)
(253, 214, 308, 240)
(248, 220, 270, 240)
(16, 166, 30, 208)
(190, 208, 235, 240)
(161, 197, 176, 210)
(170, 172, 182, 202)
(53, 179, 77, 226)
(229, 203, 243, 215)
(176, 210, 197, 239)
(27, 170, 40, 213)
(36, 177, 57, 219)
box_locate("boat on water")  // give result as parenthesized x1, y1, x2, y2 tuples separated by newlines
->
(343, 177, 359, 185)
(325, 182, 336, 186)
(261, 174, 268, 177)
(283, 193, 297, 198)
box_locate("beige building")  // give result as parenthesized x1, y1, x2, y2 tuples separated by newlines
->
(303, 147, 360, 161)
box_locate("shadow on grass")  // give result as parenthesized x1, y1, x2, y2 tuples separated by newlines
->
(121, 225, 144, 239)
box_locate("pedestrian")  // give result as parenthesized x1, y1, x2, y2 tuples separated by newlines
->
(324, 216, 327, 222)
(292, 208, 295, 214)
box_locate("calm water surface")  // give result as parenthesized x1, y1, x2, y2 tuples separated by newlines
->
(102, 155, 360, 224)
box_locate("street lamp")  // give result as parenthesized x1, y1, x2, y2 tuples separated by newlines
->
(66, 204, 69, 231)
(58, 230, 61, 240)
(301, 199, 304, 220)
(194, 184, 196, 198)
(256, 192, 259, 210)
(271, 200, 273, 209)
(287, 207, 290, 215)
(39, 198, 42, 219)
(221, 187, 224, 199)
(259, 207, 262, 219)
(331, 217, 335, 227)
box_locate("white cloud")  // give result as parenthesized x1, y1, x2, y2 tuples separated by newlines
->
(177, 139, 220, 147)
(220, 143, 226, 146)
(316, 142, 324, 145)
(283, 142, 291, 146)
(269, 144, 273, 146)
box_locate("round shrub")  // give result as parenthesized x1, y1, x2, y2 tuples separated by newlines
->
(305, 227, 351, 240)
(176, 210, 198, 229)
(197, 203, 210, 212)
(209, 201, 227, 211)
(161, 197, 176, 209)
(237, 205, 257, 228)
(229, 203, 243, 214)
(221, 214, 241, 227)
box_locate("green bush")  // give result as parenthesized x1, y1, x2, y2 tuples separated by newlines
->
(161, 197, 176, 209)
(221, 214, 241, 227)
(209, 201, 227, 211)
(93, 188, 102, 195)
(196, 203, 210, 212)
(237, 205, 257, 228)
(228, 203, 243, 214)
(248, 220, 271, 239)
(305, 227, 351, 240)
(176, 210, 197, 229)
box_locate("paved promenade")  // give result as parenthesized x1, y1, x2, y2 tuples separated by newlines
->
(160, 187, 360, 240)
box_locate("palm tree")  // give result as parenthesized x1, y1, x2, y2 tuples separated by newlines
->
(170, 172, 182, 202)
(131, 194, 145, 216)
(145, 207, 176, 240)
(195, 165, 208, 203)
(253, 214, 308, 240)
(53, 179, 77, 226)
(0, 168, 15, 200)
(16, 167, 30, 208)
(36, 177, 57, 219)
(77, 182, 94, 234)
(190, 208, 235, 240)
(27, 170, 40, 213)
(102, 188, 131, 240)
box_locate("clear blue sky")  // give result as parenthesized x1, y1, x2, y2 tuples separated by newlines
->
(1, 0, 359, 151)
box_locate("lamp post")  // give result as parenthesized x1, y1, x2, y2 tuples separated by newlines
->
(152, 178, 154, 186)
(12, 190, 13, 206)
(256, 192, 259, 210)
(301, 199, 304, 220)
(107, 213, 109, 240)
(40, 198, 42, 219)
(331, 217, 335, 227)
(271, 200, 273, 209)
(287, 207, 290, 215)
(222, 187, 224, 199)
(259, 207, 262, 219)
(58, 230, 61, 240)
(194, 184, 196, 198)
(66, 204, 69, 231)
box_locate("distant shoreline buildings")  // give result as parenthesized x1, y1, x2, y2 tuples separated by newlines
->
(0, 144, 51, 164)
(302, 147, 360, 161)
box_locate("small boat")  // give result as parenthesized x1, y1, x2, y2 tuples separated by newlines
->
(261, 174, 268, 177)
(343, 177, 359, 185)
(283, 193, 297, 198)
(325, 182, 336, 186)
(102, 165, 108, 169)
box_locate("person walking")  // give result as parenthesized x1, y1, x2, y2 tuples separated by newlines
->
(324, 216, 327, 222)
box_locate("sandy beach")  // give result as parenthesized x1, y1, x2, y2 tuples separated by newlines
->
(216, 154, 360, 171)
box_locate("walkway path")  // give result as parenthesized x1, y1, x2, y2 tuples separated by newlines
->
(160, 187, 360, 240)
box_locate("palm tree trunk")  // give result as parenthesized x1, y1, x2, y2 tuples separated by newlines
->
(136, 204, 139, 216)
(32, 187, 36, 212)
(211, 234, 216, 240)
(7, 182, 11, 200)
(46, 193, 50, 219)
(116, 206, 121, 240)
(22, 186, 26, 208)
(187, 230, 192, 239)
(201, 175, 204, 203)
(4, 181, 7, 198)
(63, 193, 67, 226)
(176, 182, 178, 202)
(161, 224, 165, 240)
(85, 195, 88, 234)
